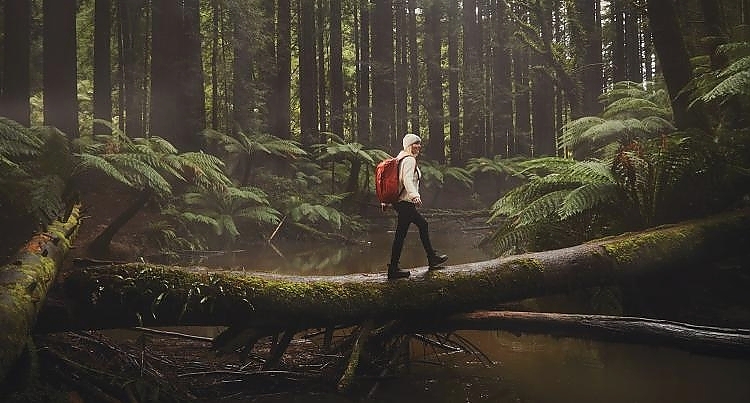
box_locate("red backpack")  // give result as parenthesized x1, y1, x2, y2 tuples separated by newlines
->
(375, 155, 409, 204)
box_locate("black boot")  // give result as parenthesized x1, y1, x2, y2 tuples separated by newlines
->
(428, 253, 448, 269)
(387, 264, 410, 279)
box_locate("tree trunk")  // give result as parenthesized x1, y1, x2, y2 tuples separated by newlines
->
(317, 0, 327, 139)
(55, 209, 750, 332)
(299, 0, 319, 146)
(462, 0, 482, 161)
(356, 0, 371, 144)
(646, 0, 709, 132)
(330, 0, 344, 137)
(276, 0, 292, 140)
(447, 0, 460, 164)
(611, 0, 626, 83)
(150, 0, 180, 142)
(94, 0, 112, 134)
(624, 1, 642, 82)
(180, 0, 206, 150)
(407, 0, 419, 135)
(371, 0, 394, 149)
(394, 0, 408, 138)
(491, 0, 512, 158)
(1, 0, 31, 126)
(530, 1, 555, 157)
(0, 205, 80, 383)
(43, 0, 78, 137)
(424, 0, 445, 163)
(229, 4, 254, 135)
(120, 0, 146, 138)
(88, 190, 151, 256)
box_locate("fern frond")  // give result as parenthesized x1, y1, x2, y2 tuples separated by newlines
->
(558, 181, 621, 219)
(513, 189, 569, 226)
(234, 206, 282, 225)
(559, 117, 607, 150)
(0, 117, 43, 157)
(74, 153, 134, 186)
(602, 98, 671, 119)
(702, 66, 750, 102)
(108, 154, 173, 194)
(484, 222, 540, 256)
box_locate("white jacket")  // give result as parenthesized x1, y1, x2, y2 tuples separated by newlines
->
(396, 150, 420, 202)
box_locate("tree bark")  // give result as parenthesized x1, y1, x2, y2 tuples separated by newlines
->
(299, 0, 319, 146)
(0, 205, 80, 383)
(371, 0, 394, 149)
(43, 0, 79, 137)
(330, 0, 344, 137)
(646, 0, 709, 132)
(1, 0, 31, 126)
(94, 0, 113, 134)
(424, 0, 445, 163)
(54, 209, 750, 332)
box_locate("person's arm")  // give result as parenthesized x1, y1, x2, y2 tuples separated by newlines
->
(401, 156, 421, 204)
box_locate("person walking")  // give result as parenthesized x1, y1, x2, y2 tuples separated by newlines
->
(387, 133, 448, 279)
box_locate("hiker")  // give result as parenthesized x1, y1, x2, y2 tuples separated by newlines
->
(387, 133, 448, 279)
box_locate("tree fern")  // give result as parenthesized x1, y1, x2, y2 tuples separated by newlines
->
(0, 117, 43, 158)
(0, 119, 73, 226)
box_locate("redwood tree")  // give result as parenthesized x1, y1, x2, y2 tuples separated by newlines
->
(93, 0, 112, 134)
(1, 0, 32, 126)
(423, 0, 445, 162)
(43, 0, 78, 137)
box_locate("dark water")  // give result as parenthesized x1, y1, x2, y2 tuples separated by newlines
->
(193, 218, 750, 402)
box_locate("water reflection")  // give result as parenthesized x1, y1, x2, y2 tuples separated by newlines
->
(202, 224, 492, 275)
(382, 331, 750, 403)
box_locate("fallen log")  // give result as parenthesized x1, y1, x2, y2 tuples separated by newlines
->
(48, 208, 750, 332)
(407, 310, 750, 359)
(0, 205, 81, 383)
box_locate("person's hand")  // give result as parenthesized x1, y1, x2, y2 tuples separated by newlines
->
(412, 196, 422, 207)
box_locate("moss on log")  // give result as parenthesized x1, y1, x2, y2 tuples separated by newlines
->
(0, 206, 80, 383)
(52, 208, 750, 332)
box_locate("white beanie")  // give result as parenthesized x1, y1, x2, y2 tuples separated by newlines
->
(402, 133, 422, 150)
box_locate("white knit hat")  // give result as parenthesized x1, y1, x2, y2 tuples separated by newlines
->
(402, 133, 422, 150)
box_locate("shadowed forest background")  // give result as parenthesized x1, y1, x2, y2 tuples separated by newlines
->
(1, 0, 750, 401)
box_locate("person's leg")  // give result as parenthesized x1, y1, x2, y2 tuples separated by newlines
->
(412, 211, 435, 256)
(388, 202, 413, 278)
(412, 209, 448, 268)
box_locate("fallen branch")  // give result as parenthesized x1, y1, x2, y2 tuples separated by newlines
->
(410, 310, 750, 359)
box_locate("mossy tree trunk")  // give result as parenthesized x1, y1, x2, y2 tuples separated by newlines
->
(0, 206, 80, 383)
(49, 209, 750, 333)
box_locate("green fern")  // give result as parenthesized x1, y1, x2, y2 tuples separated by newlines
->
(177, 185, 281, 248)
(701, 56, 750, 102)
(0, 119, 73, 225)
(201, 128, 306, 184)
(559, 82, 676, 159)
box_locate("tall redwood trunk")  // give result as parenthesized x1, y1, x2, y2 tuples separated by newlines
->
(371, 0, 395, 149)
(646, 0, 709, 131)
(424, 0, 445, 163)
(2, 0, 32, 126)
(43, 0, 78, 137)
(356, 0, 371, 144)
(330, 0, 344, 137)
(492, 0, 512, 157)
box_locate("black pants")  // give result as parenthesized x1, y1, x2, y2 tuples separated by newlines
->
(389, 201, 435, 267)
